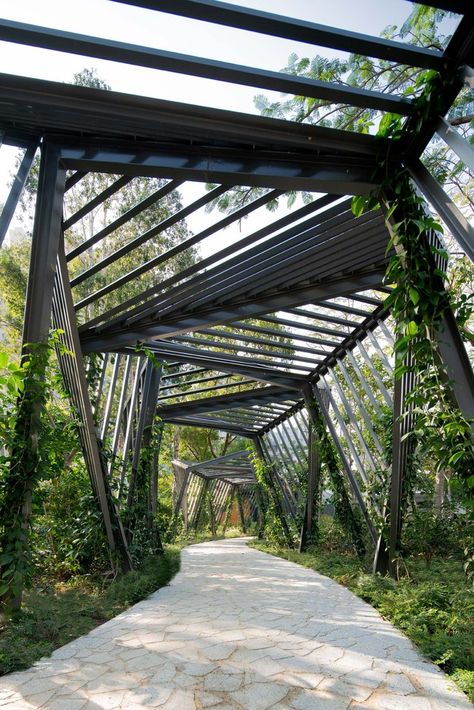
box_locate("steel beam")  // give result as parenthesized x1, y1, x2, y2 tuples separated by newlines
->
(114, 0, 446, 70)
(408, 159, 474, 263)
(0, 142, 37, 247)
(436, 307, 474, 425)
(436, 116, 474, 174)
(0, 73, 390, 157)
(53, 245, 133, 571)
(0, 20, 415, 115)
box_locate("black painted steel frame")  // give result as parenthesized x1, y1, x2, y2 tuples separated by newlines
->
(1, 1, 473, 576)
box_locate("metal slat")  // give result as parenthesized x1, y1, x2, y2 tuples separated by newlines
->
(0, 19, 415, 115)
(114, 0, 446, 70)
(226, 320, 339, 349)
(100, 354, 122, 440)
(152, 221, 387, 323)
(90, 238, 385, 349)
(77, 194, 338, 317)
(158, 378, 255, 400)
(148, 201, 369, 315)
(67, 178, 181, 261)
(187, 327, 330, 358)
(0, 142, 37, 247)
(311, 385, 377, 542)
(70, 184, 226, 285)
(63, 175, 133, 232)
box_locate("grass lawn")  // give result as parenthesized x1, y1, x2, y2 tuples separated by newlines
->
(250, 540, 474, 702)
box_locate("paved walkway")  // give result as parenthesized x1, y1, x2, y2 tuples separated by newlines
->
(0, 538, 471, 709)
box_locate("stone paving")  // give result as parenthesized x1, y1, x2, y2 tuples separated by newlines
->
(0, 537, 471, 709)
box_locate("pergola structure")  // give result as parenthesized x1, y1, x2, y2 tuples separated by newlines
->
(172, 451, 259, 533)
(0, 2, 473, 579)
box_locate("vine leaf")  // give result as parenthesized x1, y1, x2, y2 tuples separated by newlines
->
(409, 288, 420, 306)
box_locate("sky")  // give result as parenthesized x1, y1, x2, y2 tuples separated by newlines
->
(0, 0, 444, 252)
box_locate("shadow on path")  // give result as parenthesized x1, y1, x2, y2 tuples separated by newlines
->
(0, 538, 470, 709)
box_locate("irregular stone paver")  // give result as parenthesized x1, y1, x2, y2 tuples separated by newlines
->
(0, 538, 471, 709)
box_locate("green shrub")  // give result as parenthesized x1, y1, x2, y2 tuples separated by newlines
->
(402, 507, 465, 567)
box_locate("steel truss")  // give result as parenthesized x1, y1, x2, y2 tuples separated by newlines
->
(1, 1, 473, 578)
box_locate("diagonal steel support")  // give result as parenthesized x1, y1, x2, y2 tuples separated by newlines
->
(311, 385, 377, 544)
(299, 387, 321, 553)
(0, 142, 37, 247)
(408, 159, 474, 263)
(53, 245, 133, 572)
(253, 435, 294, 546)
(436, 307, 474, 426)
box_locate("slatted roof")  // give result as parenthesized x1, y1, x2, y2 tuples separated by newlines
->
(183, 450, 256, 484)
(0, 0, 472, 441)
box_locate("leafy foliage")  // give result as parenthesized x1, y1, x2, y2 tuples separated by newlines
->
(0, 338, 60, 607)
(249, 445, 294, 547)
(308, 400, 366, 557)
(351, 68, 474, 580)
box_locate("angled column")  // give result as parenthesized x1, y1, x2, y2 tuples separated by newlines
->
(253, 435, 294, 547)
(0, 143, 65, 609)
(435, 307, 474, 426)
(0, 142, 37, 247)
(254, 483, 267, 539)
(236, 486, 247, 534)
(53, 245, 133, 572)
(299, 386, 322, 552)
(222, 485, 236, 534)
(194, 478, 209, 531)
(311, 384, 374, 556)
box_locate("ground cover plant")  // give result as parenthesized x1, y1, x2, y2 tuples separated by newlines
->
(0, 546, 180, 677)
(250, 519, 474, 702)
(0, 529, 245, 677)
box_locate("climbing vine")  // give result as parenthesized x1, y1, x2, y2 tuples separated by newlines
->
(0, 333, 66, 609)
(351, 71, 474, 574)
(249, 446, 294, 547)
(309, 402, 366, 558)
